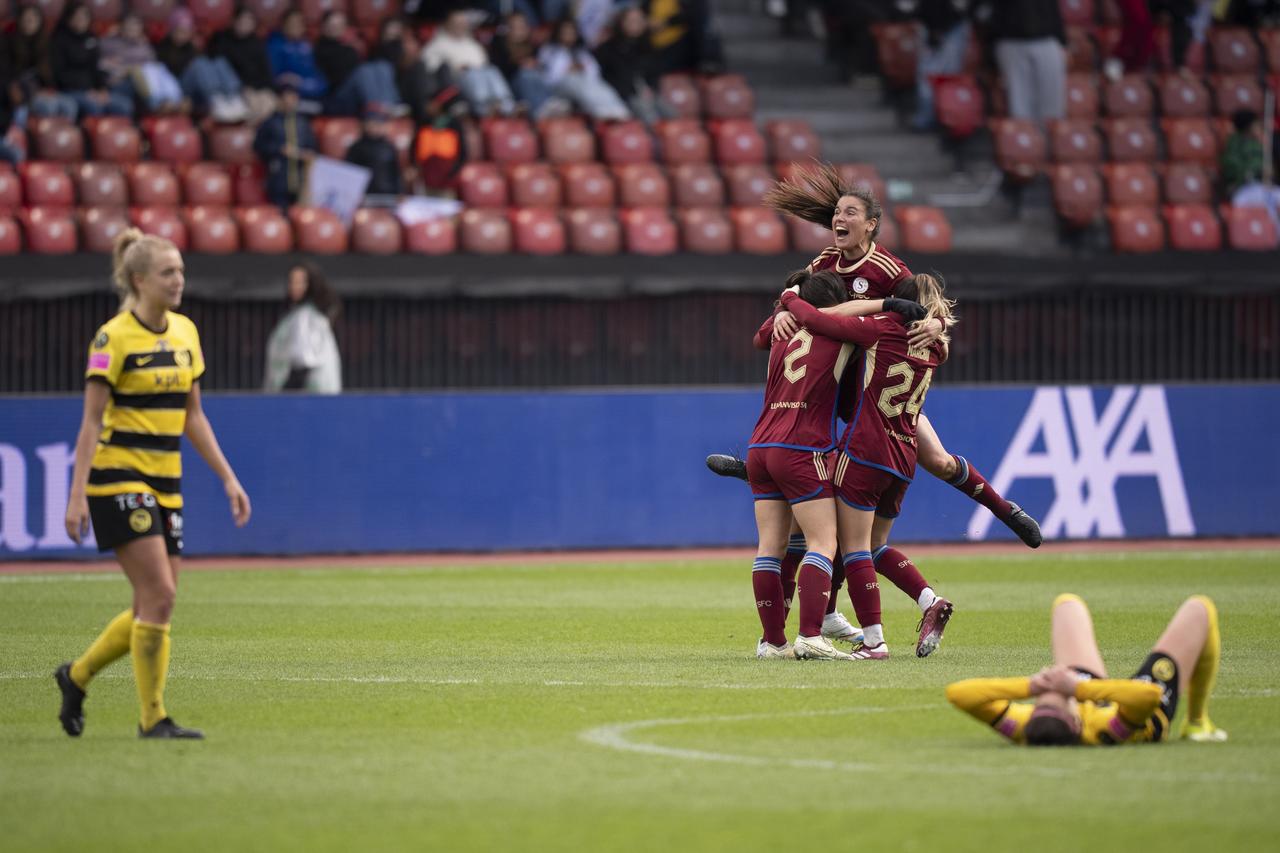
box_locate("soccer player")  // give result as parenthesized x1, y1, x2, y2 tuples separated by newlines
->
(946, 593, 1227, 746)
(747, 269, 925, 660)
(779, 273, 955, 660)
(56, 228, 251, 740)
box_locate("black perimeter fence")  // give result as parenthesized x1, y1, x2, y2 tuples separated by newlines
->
(2, 252, 1277, 392)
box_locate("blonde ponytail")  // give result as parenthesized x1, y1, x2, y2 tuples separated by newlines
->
(111, 227, 176, 313)
(900, 272, 957, 345)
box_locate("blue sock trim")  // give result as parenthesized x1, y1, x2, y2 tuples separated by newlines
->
(948, 454, 969, 486)
(752, 557, 782, 574)
(842, 550, 873, 566)
(786, 533, 807, 554)
(799, 552, 834, 576)
(872, 545, 889, 562)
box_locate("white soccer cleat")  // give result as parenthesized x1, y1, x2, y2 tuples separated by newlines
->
(849, 641, 889, 661)
(821, 610, 864, 645)
(793, 635, 854, 661)
(755, 639, 795, 659)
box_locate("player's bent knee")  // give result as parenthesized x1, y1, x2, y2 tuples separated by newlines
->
(918, 450, 956, 480)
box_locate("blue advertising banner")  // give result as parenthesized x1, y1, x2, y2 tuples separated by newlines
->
(1, 385, 1276, 559)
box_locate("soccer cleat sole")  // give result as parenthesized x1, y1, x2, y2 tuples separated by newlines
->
(706, 454, 749, 482)
(916, 600, 954, 658)
(1006, 502, 1043, 549)
(54, 663, 85, 738)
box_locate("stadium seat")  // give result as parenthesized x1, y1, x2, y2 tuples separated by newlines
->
(1208, 27, 1260, 73)
(384, 117, 415, 169)
(352, 0, 394, 27)
(86, 0, 123, 27)
(765, 119, 821, 164)
(560, 162, 616, 208)
(404, 217, 457, 254)
(565, 208, 621, 255)
(871, 22, 919, 88)
(676, 207, 733, 254)
(459, 208, 512, 254)
(182, 163, 233, 207)
(1163, 203, 1222, 250)
(1154, 25, 1205, 72)
(21, 162, 73, 208)
(895, 206, 952, 253)
(132, 206, 189, 250)
(231, 164, 268, 206)
(1157, 74, 1211, 117)
(620, 207, 678, 255)
(656, 119, 711, 165)
(669, 163, 726, 208)
(711, 120, 766, 165)
(0, 169, 21, 212)
(131, 0, 173, 21)
(1211, 75, 1263, 117)
(700, 74, 755, 119)
(80, 207, 130, 252)
(31, 117, 84, 162)
(245, 0, 290, 30)
(1065, 26, 1098, 72)
(299, 0, 345, 26)
(599, 120, 654, 165)
(613, 163, 670, 208)
(1162, 118, 1218, 164)
(20, 207, 78, 253)
(511, 207, 566, 255)
(127, 163, 181, 207)
(1050, 164, 1103, 228)
(482, 118, 538, 165)
(1222, 204, 1279, 250)
(73, 162, 127, 208)
(84, 117, 140, 164)
(184, 205, 240, 253)
(235, 205, 293, 253)
(1102, 163, 1159, 206)
(1106, 205, 1165, 252)
(314, 117, 361, 160)
(351, 207, 403, 254)
(1065, 73, 1100, 119)
(1059, 0, 1095, 27)
(508, 162, 562, 209)
(1161, 162, 1212, 204)
(723, 163, 775, 207)
(786, 215, 833, 253)
(290, 206, 349, 254)
(188, 0, 235, 31)
(729, 207, 787, 254)
(538, 117, 595, 164)
(457, 163, 509, 208)
(0, 215, 21, 254)
(145, 117, 203, 164)
(1102, 118, 1158, 162)
(932, 75, 985, 138)
(1262, 29, 1280, 73)
(1049, 119, 1103, 163)
(989, 118, 1047, 180)
(658, 74, 701, 119)
(206, 124, 256, 165)
(1102, 74, 1154, 117)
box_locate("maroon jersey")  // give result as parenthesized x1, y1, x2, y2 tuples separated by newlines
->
(807, 241, 911, 300)
(782, 292, 946, 481)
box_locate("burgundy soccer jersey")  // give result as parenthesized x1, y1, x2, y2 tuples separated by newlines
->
(748, 318, 859, 452)
(806, 241, 911, 300)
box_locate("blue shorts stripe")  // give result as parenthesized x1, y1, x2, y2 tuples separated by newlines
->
(787, 487, 826, 505)
(838, 494, 876, 511)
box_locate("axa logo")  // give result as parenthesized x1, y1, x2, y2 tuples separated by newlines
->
(0, 443, 94, 552)
(968, 386, 1194, 540)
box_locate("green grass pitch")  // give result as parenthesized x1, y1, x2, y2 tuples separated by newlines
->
(2, 549, 1278, 852)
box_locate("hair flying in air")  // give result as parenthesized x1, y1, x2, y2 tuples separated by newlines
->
(761, 160, 883, 239)
(893, 272, 956, 344)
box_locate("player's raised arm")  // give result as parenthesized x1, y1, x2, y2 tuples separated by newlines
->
(753, 314, 776, 350)
(781, 291, 884, 348)
(945, 676, 1033, 726)
(1074, 679, 1163, 728)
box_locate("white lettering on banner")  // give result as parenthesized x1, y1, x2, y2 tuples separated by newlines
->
(36, 444, 81, 549)
(967, 386, 1195, 541)
(0, 444, 35, 551)
(0, 442, 94, 553)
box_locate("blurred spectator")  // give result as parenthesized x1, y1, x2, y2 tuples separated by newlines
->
(265, 263, 342, 394)
(489, 12, 565, 118)
(267, 9, 328, 103)
(415, 87, 469, 189)
(7, 6, 78, 119)
(254, 83, 318, 209)
(421, 9, 516, 116)
(1105, 0, 1154, 79)
(99, 13, 184, 113)
(911, 0, 972, 131)
(0, 69, 24, 166)
(646, 0, 724, 74)
(1222, 110, 1280, 229)
(345, 104, 403, 196)
(382, 26, 451, 125)
(574, 0, 618, 46)
(159, 8, 249, 122)
(315, 10, 403, 116)
(538, 18, 630, 120)
(988, 0, 1066, 125)
(209, 7, 278, 123)
(50, 2, 135, 117)
(595, 6, 672, 126)
(474, 0, 543, 26)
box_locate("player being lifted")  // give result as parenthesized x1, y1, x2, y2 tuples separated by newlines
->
(746, 269, 927, 660)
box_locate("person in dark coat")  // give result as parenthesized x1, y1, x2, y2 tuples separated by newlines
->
(595, 5, 671, 126)
(49, 2, 134, 116)
(345, 103, 403, 196)
(253, 83, 318, 209)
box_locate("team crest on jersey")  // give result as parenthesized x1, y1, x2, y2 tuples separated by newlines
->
(93, 331, 109, 349)
(129, 509, 153, 533)
(852, 277, 870, 294)
(175, 349, 191, 367)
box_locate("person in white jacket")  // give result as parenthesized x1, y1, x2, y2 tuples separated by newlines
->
(420, 9, 515, 116)
(537, 18, 630, 121)
(264, 263, 342, 394)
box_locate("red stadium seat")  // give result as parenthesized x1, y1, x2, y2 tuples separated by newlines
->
(1222, 205, 1279, 250)
(656, 119, 711, 165)
(539, 117, 595, 164)
(0, 169, 21, 212)
(86, 0, 122, 26)
(933, 75, 985, 138)
(1065, 26, 1098, 72)
(352, 0, 394, 27)
(871, 22, 919, 88)
(131, 0, 173, 21)
(351, 207, 403, 254)
(1211, 74, 1263, 117)
(289, 206, 349, 254)
(146, 117, 203, 164)
(1163, 203, 1221, 250)
(188, 0, 236, 31)
(20, 207, 78, 253)
(676, 207, 732, 254)
(1059, 0, 1095, 27)
(565, 208, 621, 255)
(482, 118, 538, 165)
(1050, 164, 1103, 228)
(1208, 27, 1260, 73)
(132, 206, 189, 250)
(21, 162, 73, 208)
(1262, 29, 1280, 73)
(245, 0, 290, 30)
(235, 205, 293, 253)
(184, 205, 240, 253)
(182, 163, 233, 207)
(1161, 162, 1212, 204)
(560, 162, 616, 208)
(658, 74, 701, 119)
(1157, 74, 1211, 117)
(299, 0, 346, 26)
(207, 125, 257, 165)
(896, 206, 952, 253)
(83, 116, 141, 164)
(314, 117, 361, 159)
(711, 119, 766, 165)
(1102, 163, 1159, 206)
(765, 119, 821, 164)
(127, 163, 181, 207)
(1102, 74, 1153, 117)
(700, 74, 755, 119)
(508, 162, 562, 209)
(0, 214, 21, 254)
(729, 207, 787, 254)
(1106, 205, 1165, 252)
(457, 163, 509, 208)
(511, 208, 565, 255)
(31, 117, 84, 162)
(669, 163, 725, 208)
(1102, 118, 1158, 162)
(1154, 25, 1205, 72)
(231, 164, 268, 206)
(1049, 119, 1103, 163)
(1065, 73, 1100, 119)
(404, 217, 457, 254)
(81, 207, 131, 253)
(613, 163, 670, 208)
(599, 120, 654, 165)
(989, 118, 1047, 180)
(73, 163, 127, 208)
(1162, 118, 1218, 164)
(459, 208, 512, 254)
(723, 163, 774, 207)
(620, 208, 677, 255)
(786, 215, 833, 253)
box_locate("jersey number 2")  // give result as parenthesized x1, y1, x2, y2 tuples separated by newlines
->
(877, 362, 933, 423)
(783, 330, 813, 384)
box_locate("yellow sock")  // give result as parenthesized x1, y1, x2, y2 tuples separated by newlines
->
(131, 621, 171, 731)
(70, 608, 134, 689)
(1186, 595, 1221, 725)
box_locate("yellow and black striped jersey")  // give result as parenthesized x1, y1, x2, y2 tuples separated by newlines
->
(84, 310, 205, 509)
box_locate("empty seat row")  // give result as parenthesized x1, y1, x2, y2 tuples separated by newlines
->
(1103, 204, 1278, 252)
(0, 161, 269, 208)
(1051, 162, 1222, 220)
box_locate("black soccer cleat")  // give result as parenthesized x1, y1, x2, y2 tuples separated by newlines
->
(139, 717, 205, 740)
(706, 453, 748, 481)
(1006, 502, 1043, 549)
(54, 662, 86, 737)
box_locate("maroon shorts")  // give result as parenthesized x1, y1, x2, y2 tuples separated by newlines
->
(833, 453, 910, 518)
(746, 447, 835, 504)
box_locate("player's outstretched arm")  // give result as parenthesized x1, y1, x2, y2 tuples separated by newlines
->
(184, 383, 252, 527)
(781, 291, 882, 347)
(1074, 680, 1163, 728)
(945, 676, 1033, 725)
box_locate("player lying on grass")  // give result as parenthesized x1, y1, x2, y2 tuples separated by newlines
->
(947, 593, 1226, 745)
(780, 272, 957, 660)
(746, 269, 927, 660)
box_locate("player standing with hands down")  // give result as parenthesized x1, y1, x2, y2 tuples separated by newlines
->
(56, 228, 251, 740)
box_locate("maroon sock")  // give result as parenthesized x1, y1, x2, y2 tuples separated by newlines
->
(825, 560, 845, 616)
(949, 454, 1013, 521)
(842, 552, 882, 630)
(795, 562, 832, 638)
(781, 549, 801, 623)
(752, 565, 787, 647)
(873, 546, 929, 601)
